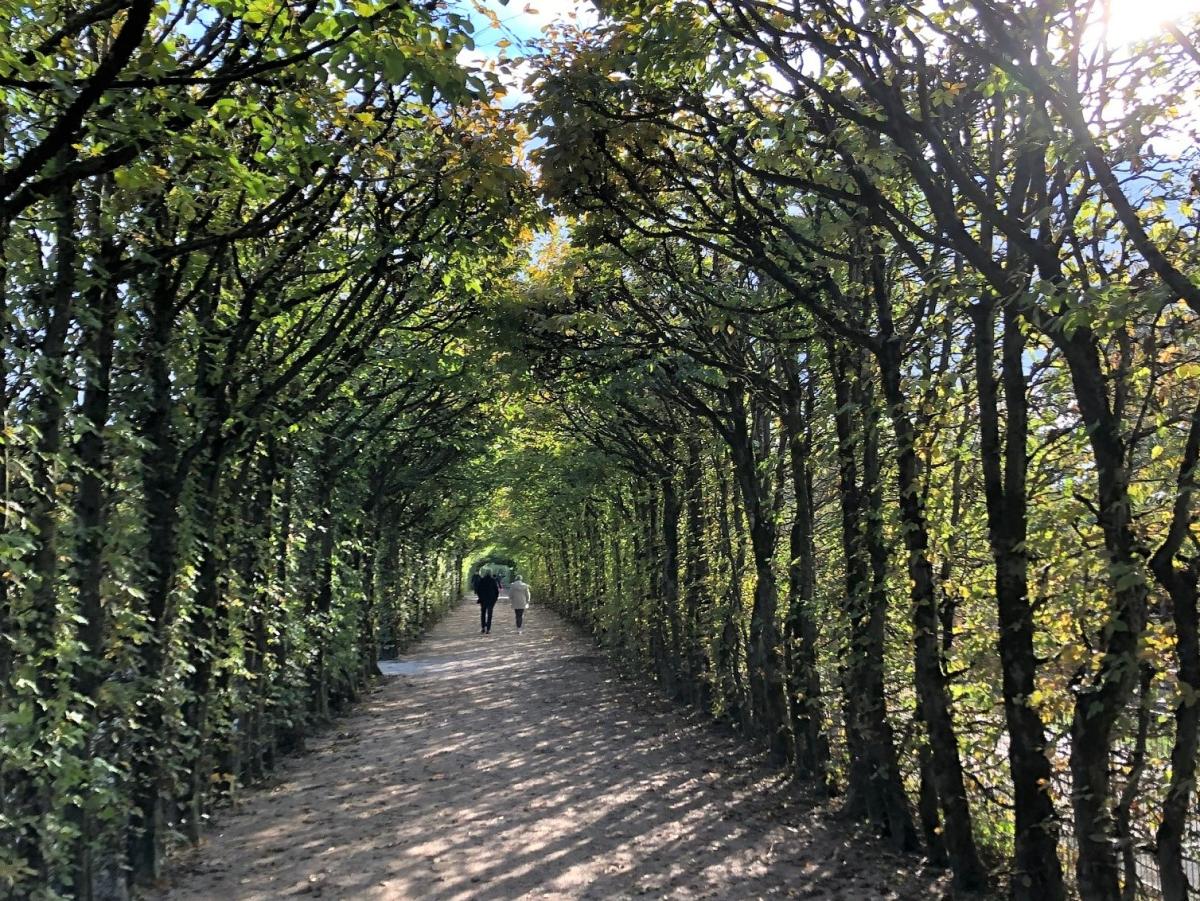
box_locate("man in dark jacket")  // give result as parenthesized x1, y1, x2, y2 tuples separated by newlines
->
(475, 572, 500, 634)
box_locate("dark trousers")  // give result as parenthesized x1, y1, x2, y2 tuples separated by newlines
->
(515, 608, 525, 628)
(480, 601, 496, 631)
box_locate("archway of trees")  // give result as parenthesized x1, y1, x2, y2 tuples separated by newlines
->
(2, 1, 1199, 900)
(467, 551, 521, 584)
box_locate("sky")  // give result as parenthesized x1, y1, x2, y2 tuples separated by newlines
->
(454, 0, 600, 106)
(1095, 0, 1200, 45)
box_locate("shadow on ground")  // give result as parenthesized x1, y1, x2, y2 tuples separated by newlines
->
(150, 600, 950, 900)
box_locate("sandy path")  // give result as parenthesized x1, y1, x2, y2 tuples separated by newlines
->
(152, 599, 947, 900)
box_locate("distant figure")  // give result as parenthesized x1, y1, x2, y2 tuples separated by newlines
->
(476, 572, 500, 634)
(509, 574, 531, 634)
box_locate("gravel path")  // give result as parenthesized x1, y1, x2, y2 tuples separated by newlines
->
(152, 599, 948, 900)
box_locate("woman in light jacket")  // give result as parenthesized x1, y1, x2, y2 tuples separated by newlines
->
(509, 575, 531, 633)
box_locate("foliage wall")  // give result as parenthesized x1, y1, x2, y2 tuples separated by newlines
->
(0, 1, 529, 896)
(503, 3, 1200, 899)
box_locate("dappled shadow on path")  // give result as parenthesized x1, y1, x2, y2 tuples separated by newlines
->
(152, 601, 948, 900)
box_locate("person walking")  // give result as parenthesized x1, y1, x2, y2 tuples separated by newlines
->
(476, 571, 500, 634)
(509, 574, 531, 634)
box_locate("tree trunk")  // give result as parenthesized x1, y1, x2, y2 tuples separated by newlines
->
(130, 273, 186, 885)
(69, 233, 122, 898)
(240, 443, 278, 784)
(271, 447, 300, 756)
(311, 457, 337, 723)
(972, 300, 1064, 900)
(877, 335, 985, 890)
(1149, 399, 1200, 901)
(828, 338, 918, 850)
(727, 387, 791, 762)
(660, 474, 682, 696)
(361, 505, 384, 684)
(780, 366, 830, 790)
(683, 435, 711, 708)
(0, 214, 11, 692)
(181, 437, 229, 842)
(1056, 333, 1150, 901)
(714, 454, 748, 728)
(21, 181, 78, 883)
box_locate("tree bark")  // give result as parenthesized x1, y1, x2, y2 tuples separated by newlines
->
(20, 181, 79, 882)
(1149, 399, 1200, 901)
(780, 361, 831, 790)
(714, 454, 749, 729)
(311, 452, 337, 723)
(130, 271, 186, 885)
(682, 435, 711, 707)
(660, 474, 682, 695)
(877, 334, 986, 890)
(1056, 333, 1150, 901)
(727, 386, 791, 762)
(69, 231, 122, 898)
(828, 338, 918, 849)
(972, 300, 1065, 900)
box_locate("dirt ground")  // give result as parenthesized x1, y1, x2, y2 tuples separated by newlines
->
(150, 598, 951, 900)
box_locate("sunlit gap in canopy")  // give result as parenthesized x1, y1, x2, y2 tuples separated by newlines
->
(1080, 0, 1200, 156)
(453, 0, 601, 109)
(1089, 0, 1199, 46)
